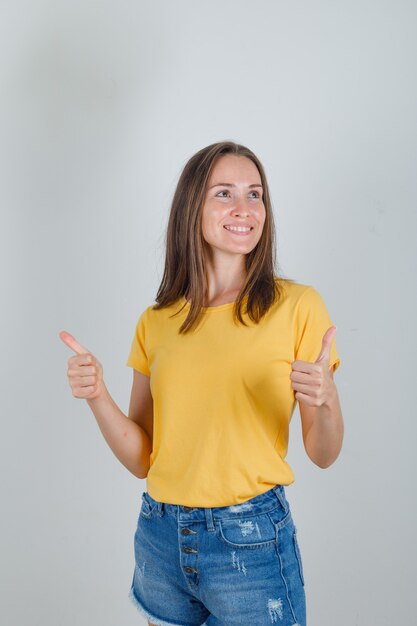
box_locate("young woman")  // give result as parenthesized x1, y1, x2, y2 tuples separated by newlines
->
(60, 141, 343, 626)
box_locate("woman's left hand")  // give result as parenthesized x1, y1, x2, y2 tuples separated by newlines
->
(290, 326, 337, 407)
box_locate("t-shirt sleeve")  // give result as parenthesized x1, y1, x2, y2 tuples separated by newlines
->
(126, 308, 150, 376)
(294, 286, 341, 372)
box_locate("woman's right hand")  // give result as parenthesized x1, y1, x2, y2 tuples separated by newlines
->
(59, 331, 104, 401)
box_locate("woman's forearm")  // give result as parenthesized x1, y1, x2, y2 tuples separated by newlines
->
(305, 384, 344, 468)
(86, 383, 151, 479)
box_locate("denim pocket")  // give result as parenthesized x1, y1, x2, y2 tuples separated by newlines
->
(293, 527, 305, 586)
(140, 492, 158, 519)
(216, 510, 279, 549)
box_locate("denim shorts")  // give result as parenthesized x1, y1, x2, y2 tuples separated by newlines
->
(128, 485, 306, 626)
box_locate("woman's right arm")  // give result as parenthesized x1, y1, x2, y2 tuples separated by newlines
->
(59, 330, 152, 479)
(86, 379, 152, 479)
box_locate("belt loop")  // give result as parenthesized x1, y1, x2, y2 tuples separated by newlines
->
(272, 485, 288, 513)
(158, 501, 164, 516)
(204, 507, 215, 532)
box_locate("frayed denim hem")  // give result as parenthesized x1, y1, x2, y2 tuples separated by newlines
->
(128, 586, 187, 626)
(128, 585, 300, 626)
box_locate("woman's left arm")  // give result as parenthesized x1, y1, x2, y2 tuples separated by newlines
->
(290, 326, 344, 469)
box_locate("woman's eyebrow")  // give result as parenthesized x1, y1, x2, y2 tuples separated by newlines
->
(208, 183, 263, 189)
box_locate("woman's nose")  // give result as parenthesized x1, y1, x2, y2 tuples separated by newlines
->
(231, 196, 250, 215)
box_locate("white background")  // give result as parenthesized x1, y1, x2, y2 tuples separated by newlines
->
(1, 1, 416, 624)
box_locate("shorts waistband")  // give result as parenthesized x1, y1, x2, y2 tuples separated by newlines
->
(147, 484, 289, 525)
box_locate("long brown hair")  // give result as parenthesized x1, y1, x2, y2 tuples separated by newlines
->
(153, 140, 293, 333)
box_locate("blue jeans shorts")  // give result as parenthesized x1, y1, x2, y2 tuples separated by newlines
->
(128, 485, 306, 626)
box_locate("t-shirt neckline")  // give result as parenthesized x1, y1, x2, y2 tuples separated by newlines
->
(181, 295, 247, 312)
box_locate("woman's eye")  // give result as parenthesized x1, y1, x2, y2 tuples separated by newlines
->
(216, 190, 261, 198)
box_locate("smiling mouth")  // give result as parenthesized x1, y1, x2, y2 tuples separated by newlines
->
(223, 226, 254, 235)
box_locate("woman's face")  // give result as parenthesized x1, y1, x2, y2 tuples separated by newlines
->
(201, 155, 266, 257)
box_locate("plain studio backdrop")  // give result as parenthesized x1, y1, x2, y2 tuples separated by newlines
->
(1, 1, 416, 625)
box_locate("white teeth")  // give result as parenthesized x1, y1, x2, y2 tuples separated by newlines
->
(224, 225, 252, 232)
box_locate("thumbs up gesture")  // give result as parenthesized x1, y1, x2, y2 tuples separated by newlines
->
(290, 326, 337, 407)
(59, 331, 104, 401)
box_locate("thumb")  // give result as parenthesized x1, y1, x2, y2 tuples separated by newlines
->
(315, 325, 337, 365)
(58, 330, 90, 355)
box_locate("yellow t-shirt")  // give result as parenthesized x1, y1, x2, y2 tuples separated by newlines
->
(126, 279, 341, 507)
